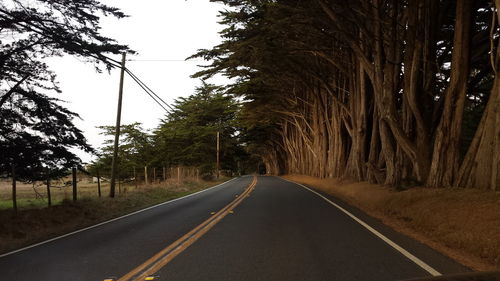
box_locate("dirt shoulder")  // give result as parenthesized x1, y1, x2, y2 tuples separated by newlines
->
(0, 178, 231, 255)
(282, 175, 500, 271)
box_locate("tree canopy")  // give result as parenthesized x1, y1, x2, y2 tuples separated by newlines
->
(154, 82, 241, 173)
(191, 0, 500, 189)
(0, 0, 132, 181)
(90, 82, 248, 178)
(90, 123, 153, 180)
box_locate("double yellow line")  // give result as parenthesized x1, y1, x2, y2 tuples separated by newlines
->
(117, 176, 258, 281)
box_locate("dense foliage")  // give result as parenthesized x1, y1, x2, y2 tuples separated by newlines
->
(90, 123, 153, 180)
(91, 82, 248, 179)
(192, 0, 500, 189)
(0, 0, 131, 181)
(154, 82, 244, 174)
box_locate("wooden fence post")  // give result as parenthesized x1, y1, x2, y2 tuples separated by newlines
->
(72, 167, 77, 201)
(144, 166, 148, 185)
(12, 164, 17, 213)
(97, 168, 101, 198)
(153, 167, 156, 184)
(46, 179, 51, 207)
(163, 166, 166, 182)
(134, 166, 137, 189)
(177, 167, 180, 183)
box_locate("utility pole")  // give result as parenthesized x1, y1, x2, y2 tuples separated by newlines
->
(109, 53, 126, 198)
(216, 131, 220, 179)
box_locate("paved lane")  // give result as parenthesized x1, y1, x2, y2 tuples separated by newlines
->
(0, 176, 253, 281)
(154, 176, 468, 281)
(0, 176, 468, 281)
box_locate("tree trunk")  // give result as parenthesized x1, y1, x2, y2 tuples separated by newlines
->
(344, 60, 368, 181)
(427, 0, 473, 187)
(455, 4, 500, 190)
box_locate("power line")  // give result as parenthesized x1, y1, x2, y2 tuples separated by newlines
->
(127, 59, 205, 62)
(124, 68, 170, 113)
(124, 68, 175, 112)
(124, 68, 168, 107)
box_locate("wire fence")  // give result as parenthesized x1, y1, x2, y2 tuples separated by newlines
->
(0, 166, 206, 211)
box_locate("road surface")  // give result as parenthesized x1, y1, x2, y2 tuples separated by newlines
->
(0, 176, 468, 281)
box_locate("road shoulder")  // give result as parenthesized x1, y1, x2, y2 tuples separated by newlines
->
(281, 175, 474, 274)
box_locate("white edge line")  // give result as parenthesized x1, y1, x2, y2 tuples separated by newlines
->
(0, 177, 239, 258)
(280, 177, 442, 277)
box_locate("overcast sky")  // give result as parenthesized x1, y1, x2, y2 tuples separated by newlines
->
(47, 0, 229, 163)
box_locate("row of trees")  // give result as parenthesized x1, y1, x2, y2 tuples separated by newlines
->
(3, 0, 498, 193)
(193, 0, 499, 189)
(90, 82, 252, 180)
(0, 1, 256, 192)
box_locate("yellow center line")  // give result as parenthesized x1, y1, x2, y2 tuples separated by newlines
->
(117, 176, 258, 281)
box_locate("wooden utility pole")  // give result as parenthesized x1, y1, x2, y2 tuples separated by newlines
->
(216, 131, 220, 179)
(109, 52, 127, 198)
(72, 167, 77, 201)
(12, 165, 17, 213)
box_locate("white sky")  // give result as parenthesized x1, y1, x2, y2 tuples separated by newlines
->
(47, 0, 229, 163)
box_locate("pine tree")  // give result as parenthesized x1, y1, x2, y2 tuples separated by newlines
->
(0, 0, 132, 181)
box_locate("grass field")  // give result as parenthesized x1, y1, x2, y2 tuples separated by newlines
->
(0, 177, 105, 209)
(0, 176, 196, 210)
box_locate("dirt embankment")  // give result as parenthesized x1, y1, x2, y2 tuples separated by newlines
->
(283, 175, 500, 271)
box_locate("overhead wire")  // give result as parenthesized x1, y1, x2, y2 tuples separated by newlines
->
(124, 68, 174, 111)
(0, 9, 178, 114)
(127, 59, 204, 62)
(123, 68, 170, 113)
(123, 67, 175, 113)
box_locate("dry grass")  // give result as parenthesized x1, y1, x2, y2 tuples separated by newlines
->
(283, 175, 500, 271)
(0, 178, 112, 209)
(0, 177, 230, 254)
(0, 176, 206, 209)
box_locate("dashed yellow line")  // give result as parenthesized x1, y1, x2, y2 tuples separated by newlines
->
(117, 176, 258, 281)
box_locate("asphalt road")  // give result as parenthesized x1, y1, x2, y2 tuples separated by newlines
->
(0, 176, 469, 281)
